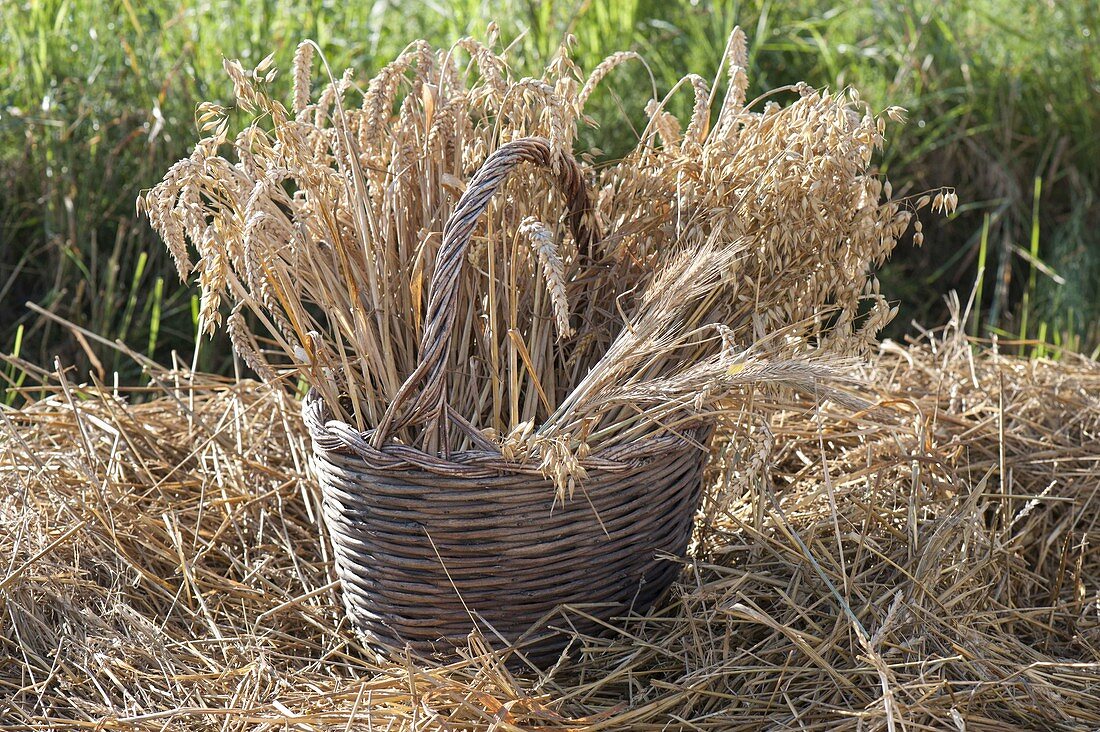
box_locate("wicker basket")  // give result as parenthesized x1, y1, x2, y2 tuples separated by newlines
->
(303, 138, 712, 665)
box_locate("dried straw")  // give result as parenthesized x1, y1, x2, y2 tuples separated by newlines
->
(2, 319, 1097, 729)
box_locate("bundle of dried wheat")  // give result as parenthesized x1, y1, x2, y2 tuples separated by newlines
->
(141, 29, 952, 461)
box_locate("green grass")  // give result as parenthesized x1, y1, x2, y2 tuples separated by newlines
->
(1, 0, 1097, 403)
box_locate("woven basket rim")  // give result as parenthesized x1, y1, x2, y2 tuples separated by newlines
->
(302, 388, 709, 478)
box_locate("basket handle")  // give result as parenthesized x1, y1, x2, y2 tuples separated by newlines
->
(373, 137, 596, 450)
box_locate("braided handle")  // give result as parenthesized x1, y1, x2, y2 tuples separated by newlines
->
(372, 137, 595, 450)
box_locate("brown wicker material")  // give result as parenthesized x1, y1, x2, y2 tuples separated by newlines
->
(303, 138, 712, 664)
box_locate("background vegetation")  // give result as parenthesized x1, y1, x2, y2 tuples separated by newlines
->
(2, 0, 1097, 399)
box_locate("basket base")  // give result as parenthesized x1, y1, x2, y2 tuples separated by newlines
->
(351, 554, 684, 668)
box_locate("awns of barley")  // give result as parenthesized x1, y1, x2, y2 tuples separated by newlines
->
(141, 25, 952, 462)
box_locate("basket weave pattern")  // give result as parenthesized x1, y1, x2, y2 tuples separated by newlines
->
(303, 139, 711, 662)
(305, 394, 709, 661)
